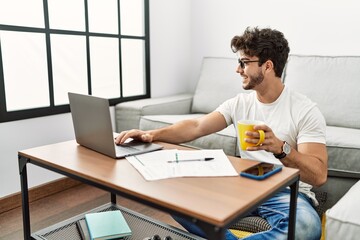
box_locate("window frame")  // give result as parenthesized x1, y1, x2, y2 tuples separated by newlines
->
(0, 0, 150, 123)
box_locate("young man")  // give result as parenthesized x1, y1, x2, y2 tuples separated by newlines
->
(115, 27, 327, 240)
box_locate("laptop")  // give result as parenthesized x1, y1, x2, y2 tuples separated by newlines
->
(68, 92, 163, 158)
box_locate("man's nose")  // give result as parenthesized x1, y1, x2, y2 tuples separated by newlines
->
(236, 65, 244, 74)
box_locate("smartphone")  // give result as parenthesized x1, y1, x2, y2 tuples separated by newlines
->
(240, 162, 282, 180)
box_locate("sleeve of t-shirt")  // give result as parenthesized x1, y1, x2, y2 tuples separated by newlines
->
(214, 97, 236, 126)
(297, 105, 327, 145)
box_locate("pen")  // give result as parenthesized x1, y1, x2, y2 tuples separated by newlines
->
(167, 157, 214, 163)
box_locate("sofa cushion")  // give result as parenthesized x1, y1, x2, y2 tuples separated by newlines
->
(139, 114, 238, 156)
(283, 55, 360, 129)
(325, 180, 360, 238)
(191, 57, 248, 114)
(326, 126, 360, 172)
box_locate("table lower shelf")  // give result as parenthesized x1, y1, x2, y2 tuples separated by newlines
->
(32, 203, 205, 240)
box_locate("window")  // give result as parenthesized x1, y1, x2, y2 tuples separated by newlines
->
(0, 0, 150, 122)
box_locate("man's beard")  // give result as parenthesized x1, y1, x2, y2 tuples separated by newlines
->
(243, 70, 264, 90)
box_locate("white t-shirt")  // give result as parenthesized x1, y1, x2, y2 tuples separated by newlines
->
(215, 86, 326, 205)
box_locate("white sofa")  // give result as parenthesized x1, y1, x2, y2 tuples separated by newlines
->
(115, 55, 360, 211)
(325, 180, 360, 239)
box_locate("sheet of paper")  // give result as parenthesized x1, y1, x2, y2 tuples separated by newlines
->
(126, 149, 238, 181)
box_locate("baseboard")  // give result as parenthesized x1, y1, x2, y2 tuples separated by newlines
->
(0, 177, 81, 214)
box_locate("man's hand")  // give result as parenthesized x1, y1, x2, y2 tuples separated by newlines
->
(244, 124, 283, 154)
(114, 129, 153, 145)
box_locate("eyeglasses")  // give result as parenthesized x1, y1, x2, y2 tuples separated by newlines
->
(238, 59, 260, 69)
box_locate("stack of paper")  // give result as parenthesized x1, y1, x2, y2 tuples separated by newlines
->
(85, 210, 132, 240)
(127, 149, 238, 181)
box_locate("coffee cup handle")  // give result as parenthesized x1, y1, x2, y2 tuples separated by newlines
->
(255, 130, 265, 146)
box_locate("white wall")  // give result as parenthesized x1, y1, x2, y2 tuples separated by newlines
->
(2, 0, 360, 198)
(189, 0, 360, 91)
(150, 0, 192, 97)
(0, 113, 74, 197)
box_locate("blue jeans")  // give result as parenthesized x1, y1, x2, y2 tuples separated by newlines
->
(173, 189, 321, 240)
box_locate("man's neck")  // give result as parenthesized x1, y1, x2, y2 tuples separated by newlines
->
(256, 78, 284, 103)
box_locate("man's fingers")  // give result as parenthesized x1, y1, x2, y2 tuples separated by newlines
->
(115, 129, 153, 144)
(115, 130, 132, 145)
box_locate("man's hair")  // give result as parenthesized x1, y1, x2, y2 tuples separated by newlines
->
(231, 27, 290, 77)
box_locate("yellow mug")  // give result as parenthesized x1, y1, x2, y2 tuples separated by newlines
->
(237, 120, 265, 150)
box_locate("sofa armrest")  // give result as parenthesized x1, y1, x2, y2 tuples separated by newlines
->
(115, 93, 193, 132)
(328, 169, 360, 179)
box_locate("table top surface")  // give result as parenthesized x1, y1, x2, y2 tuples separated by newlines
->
(19, 140, 299, 227)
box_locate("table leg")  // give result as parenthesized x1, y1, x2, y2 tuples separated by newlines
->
(288, 179, 299, 240)
(19, 156, 31, 240)
(111, 193, 116, 204)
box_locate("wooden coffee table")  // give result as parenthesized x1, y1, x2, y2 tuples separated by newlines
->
(19, 141, 299, 240)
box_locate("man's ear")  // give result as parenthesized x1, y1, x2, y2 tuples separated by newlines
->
(262, 60, 275, 76)
(264, 60, 274, 71)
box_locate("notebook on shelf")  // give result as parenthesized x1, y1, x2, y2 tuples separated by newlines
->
(84, 210, 132, 240)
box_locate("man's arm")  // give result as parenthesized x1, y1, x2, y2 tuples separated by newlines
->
(281, 142, 328, 187)
(115, 111, 228, 145)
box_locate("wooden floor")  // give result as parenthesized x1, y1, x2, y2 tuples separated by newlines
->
(0, 184, 183, 240)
